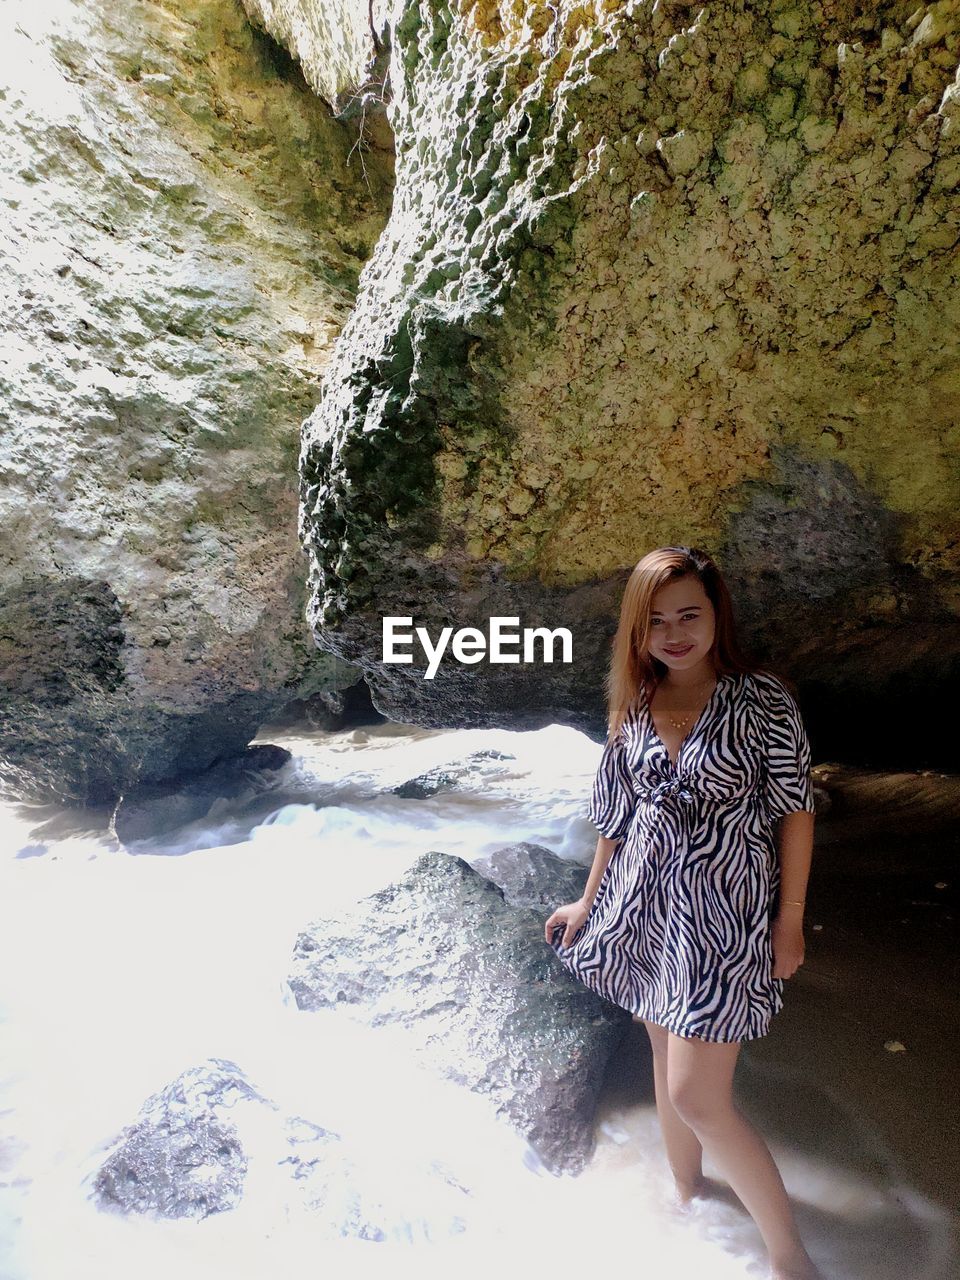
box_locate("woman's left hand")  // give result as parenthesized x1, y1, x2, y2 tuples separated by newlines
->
(771, 915, 805, 979)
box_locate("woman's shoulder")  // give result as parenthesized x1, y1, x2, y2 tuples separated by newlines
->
(743, 668, 800, 712)
(745, 668, 786, 693)
(615, 697, 644, 741)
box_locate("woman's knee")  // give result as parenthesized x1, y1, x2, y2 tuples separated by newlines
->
(666, 1041, 740, 1127)
(668, 1074, 738, 1128)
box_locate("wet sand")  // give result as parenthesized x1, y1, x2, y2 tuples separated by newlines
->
(751, 828, 959, 1216)
(593, 774, 959, 1275)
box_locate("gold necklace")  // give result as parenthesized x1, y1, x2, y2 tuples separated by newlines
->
(658, 678, 719, 729)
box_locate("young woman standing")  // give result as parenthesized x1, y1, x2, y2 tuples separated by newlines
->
(545, 546, 822, 1280)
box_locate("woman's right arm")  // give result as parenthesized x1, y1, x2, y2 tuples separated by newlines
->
(546, 730, 632, 947)
(544, 833, 620, 947)
(580, 833, 619, 907)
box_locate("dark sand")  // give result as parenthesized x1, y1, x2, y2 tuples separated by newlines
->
(595, 768, 960, 1277)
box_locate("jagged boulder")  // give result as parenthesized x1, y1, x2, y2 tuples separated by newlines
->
(472, 840, 589, 911)
(391, 746, 514, 797)
(287, 849, 630, 1175)
(89, 1057, 473, 1238)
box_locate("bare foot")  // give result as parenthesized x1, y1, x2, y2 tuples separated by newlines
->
(672, 1173, 705, 1209)
(672, 1173, 743, 1213)
(768, 1251, 824, 1280)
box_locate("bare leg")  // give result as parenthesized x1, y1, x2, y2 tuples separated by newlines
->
(642, 1019, 706, 1203)
(665, 1030, 822, 1280)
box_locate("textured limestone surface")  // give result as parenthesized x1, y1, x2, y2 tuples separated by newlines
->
(0, 0, 392, 803)
(241, 0, 394, 114)
(292, 0, 960, 758)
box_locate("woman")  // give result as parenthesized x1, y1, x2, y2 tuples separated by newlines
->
(544, 546, 822, 1280)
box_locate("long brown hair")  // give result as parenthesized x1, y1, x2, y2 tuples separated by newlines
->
(604, 546, 788, 739)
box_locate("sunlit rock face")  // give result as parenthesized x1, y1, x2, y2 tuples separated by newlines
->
(93, 1061, 254, 1219)
(241, 0, 394, 115)
(292, 0, 960, 757)
(288, 850, 629, 1175)
(0, 0, 392, 804)
(91, 1058, 473, 1236)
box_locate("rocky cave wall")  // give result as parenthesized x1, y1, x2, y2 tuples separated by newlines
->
(3, 0, 959, 805)
(287, 0, 960, 765)
(0, 0, 393, 803)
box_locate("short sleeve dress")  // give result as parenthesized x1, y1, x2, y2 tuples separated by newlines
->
(547, 670, 816, 1043)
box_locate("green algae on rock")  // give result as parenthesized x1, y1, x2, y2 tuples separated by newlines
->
(291, 0, 960, 740)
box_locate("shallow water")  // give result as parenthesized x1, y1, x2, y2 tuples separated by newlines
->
(0, 718, 955, 1280)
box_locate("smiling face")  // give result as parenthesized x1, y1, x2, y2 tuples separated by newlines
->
(647, 574, 717, 675)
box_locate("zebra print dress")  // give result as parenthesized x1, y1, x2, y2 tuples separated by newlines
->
(548, 670, 816, 1043)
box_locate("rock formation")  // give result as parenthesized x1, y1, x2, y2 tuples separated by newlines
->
(285, 0, 960, 764)
(288, 849, 629, 1175)
(0, 0, 392, 803)
(90, 1057, 474, 1236)
(4, 0, 959, 802)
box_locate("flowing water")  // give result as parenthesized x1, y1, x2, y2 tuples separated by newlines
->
(0, 718, 955, 1280)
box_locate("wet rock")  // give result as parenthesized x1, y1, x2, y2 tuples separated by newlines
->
(392, 769, 461, 799)
(472, 840, 589, 911)
(392, 748, 515, 797)
(89, 1057, 472, 1238)
(91, 1060, 258, 1218)
(287, 850, 629, 1175)
(111, 744, 292, 846)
